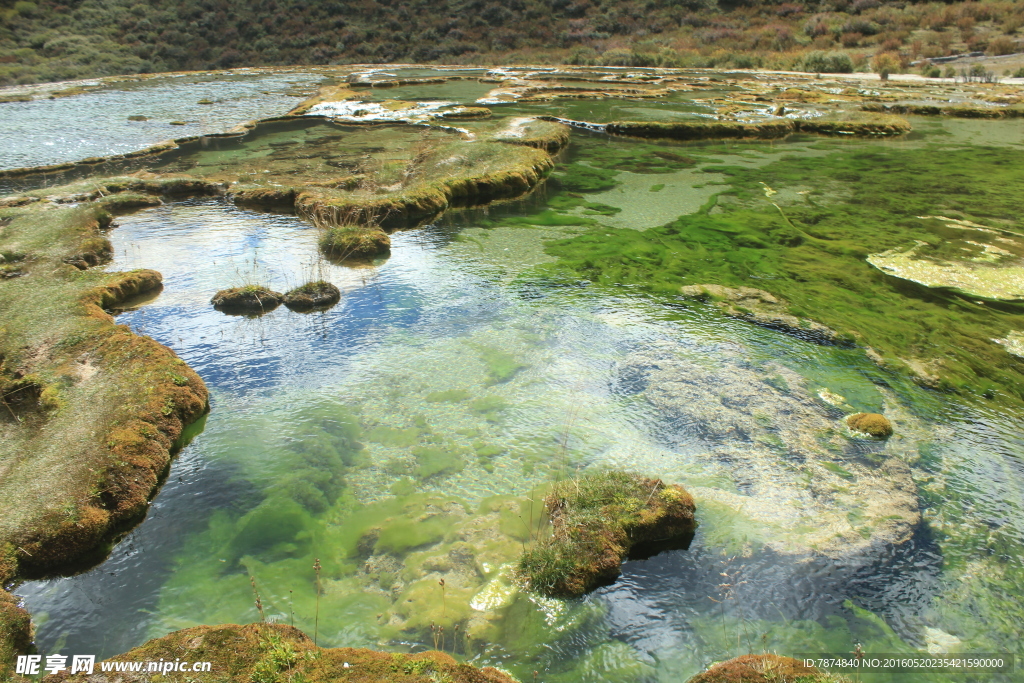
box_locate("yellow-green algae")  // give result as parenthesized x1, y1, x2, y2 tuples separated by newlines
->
(537, 140, 1024, 405)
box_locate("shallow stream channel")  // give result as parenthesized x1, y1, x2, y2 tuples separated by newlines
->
(5, 69, 1024, 682)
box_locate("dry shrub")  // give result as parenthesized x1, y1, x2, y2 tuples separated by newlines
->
(989, 35, 1019, 55)
(840, 31, 863, 47)
(872, 50, 902, 78)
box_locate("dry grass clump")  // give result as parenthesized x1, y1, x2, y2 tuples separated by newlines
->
(517, 471, 696, 598)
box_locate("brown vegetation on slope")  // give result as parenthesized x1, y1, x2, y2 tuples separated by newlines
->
(1, 0, 1023, 85)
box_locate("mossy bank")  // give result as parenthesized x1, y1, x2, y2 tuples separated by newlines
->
(0, 184, 209, 677)
(43, 623, 517, 683)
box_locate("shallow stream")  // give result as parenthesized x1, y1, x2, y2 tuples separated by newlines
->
(7, 71, 1024, 682)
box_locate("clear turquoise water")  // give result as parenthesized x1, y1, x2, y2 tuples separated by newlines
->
(8, 82, 1024, 683)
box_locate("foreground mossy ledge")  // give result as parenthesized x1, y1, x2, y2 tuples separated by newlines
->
(42, 623, 517, 683)
(686, 654, 849, 683)
(517, 471, 696, 598)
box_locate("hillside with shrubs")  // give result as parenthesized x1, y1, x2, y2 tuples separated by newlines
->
(0, 0, 1022, 85)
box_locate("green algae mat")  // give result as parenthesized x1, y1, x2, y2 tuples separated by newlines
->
(2, 67, 1024, 683)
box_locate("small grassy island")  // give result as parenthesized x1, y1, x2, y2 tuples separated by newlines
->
(517, 471, 696, 598)
(211, 285, 285, 315)
(283, 281, 342, 312)
(318, 224, 391, 261)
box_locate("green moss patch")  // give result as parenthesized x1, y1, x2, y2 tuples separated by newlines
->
(539, 142, 1024, 407)
(606, 114, 909, 141)
(607, 119, 795, 141)
(517, 471, 695, 598)
(412, 445, 466, 479)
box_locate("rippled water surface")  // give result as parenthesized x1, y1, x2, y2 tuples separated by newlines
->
(0, 71, 324, 170)
(10, 79, 1024, 683)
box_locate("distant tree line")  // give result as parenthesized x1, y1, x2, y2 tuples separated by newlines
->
(0, 0, 1021, 85)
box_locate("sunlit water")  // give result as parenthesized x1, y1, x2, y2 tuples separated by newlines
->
(0, 71, 324, 170)
(8, 87, 1024, 683)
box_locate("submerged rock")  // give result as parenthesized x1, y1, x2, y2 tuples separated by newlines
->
(517, 471, 696, 598)
(680, 284, 846, 345)
(867, 217, 1024, 301)
(846, 412, 894, 438)
(687, 654, 843, 683)
(211, 285, 283, 314)
(283, 280, 341, 311)
(993, 330, 1024, 358)
(924, 626, 963, 655)
(622, 343, 920, 560)
(43, 623, 517, 682)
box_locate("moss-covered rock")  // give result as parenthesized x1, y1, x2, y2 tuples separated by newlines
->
(607, 115, 909, 140)
(846, 412, 894, 438)
(0, 588, 32, 682)
(607, 119, 794, 141)
(686, 654, 844, 682)
(211, 286, 284, 314)
(318, 225, 391, 260)
(517, 471, 695, 598)
(794, 114, 910, 136)
(0, 264, 207, 575)
(283, 280, 341, 311)
(43, 622, 517, 683)
(230, 186, 297, 207)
